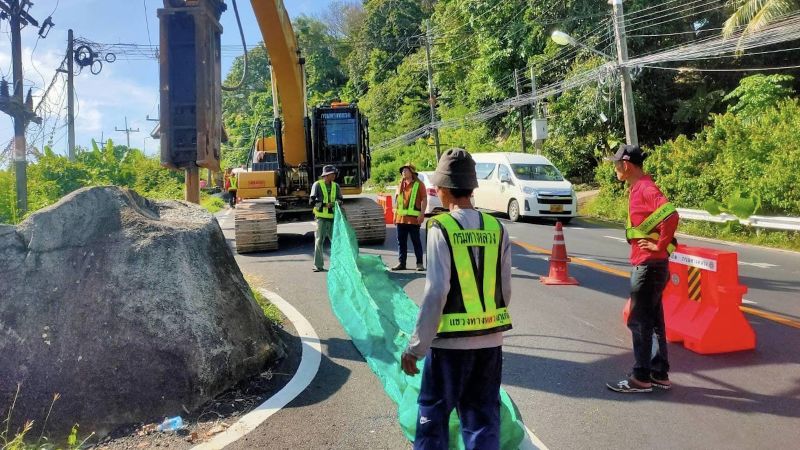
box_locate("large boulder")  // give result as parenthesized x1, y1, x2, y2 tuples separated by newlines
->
(0, 186, 285, 438)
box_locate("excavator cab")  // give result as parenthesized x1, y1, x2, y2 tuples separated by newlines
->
(310, 103, 370, 192)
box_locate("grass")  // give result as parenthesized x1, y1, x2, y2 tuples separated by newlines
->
(582, 194, 800, 252)
(244, 275, 284, 325)
(200, 195, 226, 214)
(1, 385, 93, 450)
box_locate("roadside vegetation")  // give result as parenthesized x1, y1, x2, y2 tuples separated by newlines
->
(0, 140, 223, 224)
(1, 385, 92, 450)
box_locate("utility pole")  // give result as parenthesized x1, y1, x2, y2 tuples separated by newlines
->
(0, 0, 41, 216)
(66, 29, 75, 160)
(610, 0, 638, 146)
(115, 116, 140, 148)
(514, 68, 527, 153)
(531, 66, 542, 155)
(424, 20, 441, 161)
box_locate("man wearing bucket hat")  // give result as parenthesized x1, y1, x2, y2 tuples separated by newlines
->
(605, 144, 679, 393)
(401, 148, 512, 450)
(310, 165, 344, 272)
(392, 162, 428, 271)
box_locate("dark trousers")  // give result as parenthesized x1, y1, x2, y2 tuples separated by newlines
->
(228, 189, 237, 207)
(414, 347, 502, 450)
(397, 223, 423, 265)
(628, 260, 671, 381)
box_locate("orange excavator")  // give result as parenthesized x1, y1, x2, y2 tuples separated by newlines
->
(158, 0, 385, 252)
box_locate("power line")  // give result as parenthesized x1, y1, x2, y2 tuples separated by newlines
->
(644, 63, 800, 72)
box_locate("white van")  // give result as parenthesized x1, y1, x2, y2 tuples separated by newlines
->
(471, 152, 578, 223)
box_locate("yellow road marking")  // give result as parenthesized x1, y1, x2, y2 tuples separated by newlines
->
(512, 240, 800, 330)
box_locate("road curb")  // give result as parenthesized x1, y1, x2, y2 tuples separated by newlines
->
(192, 288, 321, 450)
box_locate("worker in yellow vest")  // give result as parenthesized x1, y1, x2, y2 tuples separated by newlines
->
(392, 162, 427, 271)
(401, 149, 512, 450)
(310, 165, 343, 272)
(606, 144, 679, 393)
(227, 168, 238, 208)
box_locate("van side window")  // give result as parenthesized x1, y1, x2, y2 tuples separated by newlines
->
(476, 163, 496, 180)
(498, 164, 511, 181)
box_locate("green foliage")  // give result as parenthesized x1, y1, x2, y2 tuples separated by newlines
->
(200, 195, 226, 214)
(723, 0, 799, 38)
(0, 141, 192, 225)
(723, 74, 795, 119)
(647, 98, 800, 216)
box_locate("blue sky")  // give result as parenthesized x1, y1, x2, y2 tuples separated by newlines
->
(0, 0, 333, 157)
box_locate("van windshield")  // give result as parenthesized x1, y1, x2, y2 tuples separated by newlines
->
(511, 164, 564, 181)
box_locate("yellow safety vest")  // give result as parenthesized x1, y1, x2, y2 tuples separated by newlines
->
(229, 174, 238, 190)
(313, 182, 338, 219)
(396, 180, 421, 217)
(626, 202, 677, 254)
(428, 212, 512, 337)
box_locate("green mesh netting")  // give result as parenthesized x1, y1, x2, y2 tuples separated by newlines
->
(327, 205, 526, 449)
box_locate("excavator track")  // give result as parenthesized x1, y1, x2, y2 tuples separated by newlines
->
(234, 199, 279, 253)
(342, 197, 387, 245)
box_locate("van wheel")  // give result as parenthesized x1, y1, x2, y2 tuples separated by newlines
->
(560, 218, 573, 225)
(508, 199, 521, 222)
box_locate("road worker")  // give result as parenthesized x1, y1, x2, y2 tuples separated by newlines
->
(392, 162, 427, 271)
(401, 148, 512, 450)
(310, 165, 343, 272)
(606, 144, 680, 393)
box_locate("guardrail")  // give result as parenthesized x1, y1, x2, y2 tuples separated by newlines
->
(677, 208, 800, 232)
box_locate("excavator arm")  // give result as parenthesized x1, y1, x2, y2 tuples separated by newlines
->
(249, 0, 307, 167)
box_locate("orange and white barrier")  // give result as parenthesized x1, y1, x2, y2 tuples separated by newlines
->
(623, 244, 755, 354)
(375, 194, 394, 224)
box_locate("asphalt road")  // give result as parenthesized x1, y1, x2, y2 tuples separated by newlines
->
(216, 208, 800, 449)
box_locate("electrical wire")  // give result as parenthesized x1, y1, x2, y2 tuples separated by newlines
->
(221, 0, 248, 91)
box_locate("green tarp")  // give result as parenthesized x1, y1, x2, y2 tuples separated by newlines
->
(326, 205, 526, 449)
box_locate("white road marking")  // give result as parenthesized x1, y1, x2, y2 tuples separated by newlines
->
(603, 235, 628, 243)
(738, 261, 779, 269)
(569, 226, 585, 230)
(520, 424, 550, 450)
(742, 298, 758, 305)
(193, 288, 321, 450)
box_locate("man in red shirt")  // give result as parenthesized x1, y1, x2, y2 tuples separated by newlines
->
(606, 145, 679, 393)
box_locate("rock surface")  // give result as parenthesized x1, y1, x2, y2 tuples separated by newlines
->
(0, 186, 285, 438)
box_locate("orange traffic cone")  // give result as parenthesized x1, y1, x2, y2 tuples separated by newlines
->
(540, 221, 579, 285)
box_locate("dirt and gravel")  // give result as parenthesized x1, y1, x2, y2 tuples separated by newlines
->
(87, 325, 301, 450)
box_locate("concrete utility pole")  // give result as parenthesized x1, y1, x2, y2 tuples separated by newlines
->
(514, 68, 527, 153)
(531, 66, 542, 155)
(424, 20, 441, 161)
(67, 29, 75, 160)
(610, 0, 638, 146)
(115, 116, 140, 148)
(0, 0, 41, 216)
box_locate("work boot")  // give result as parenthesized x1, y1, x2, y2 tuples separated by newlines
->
(416, 263, 425, 271)
(391, 263, 406, 271)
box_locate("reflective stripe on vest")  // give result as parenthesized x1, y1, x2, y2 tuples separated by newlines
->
(626, 202, 677, 254)
(313, 182, 338, 219)
(229, 175, 238, 190)
(396, 180, 421, 217)
(430, 212, 512, 338)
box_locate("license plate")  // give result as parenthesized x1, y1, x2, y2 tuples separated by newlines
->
(550, 204, 564, 213)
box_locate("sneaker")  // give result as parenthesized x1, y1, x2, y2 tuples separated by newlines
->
(313, 267, 323, 272)
(650, 374, 672, 390)
(391, 263, 406, 271)
(606, 377, 652, 393)
(416, 263, 425, 271)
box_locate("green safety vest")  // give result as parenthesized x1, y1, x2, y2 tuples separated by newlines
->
(396, 180, 421, 217)
(313, 181, 338, 219)
(428, 212, 512, 338)
(229, 174, 238, 190)
(626, 202, 677, 254)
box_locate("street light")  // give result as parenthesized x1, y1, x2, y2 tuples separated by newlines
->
(550, 30, 612, 60)
(551, 19, 639, 146)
